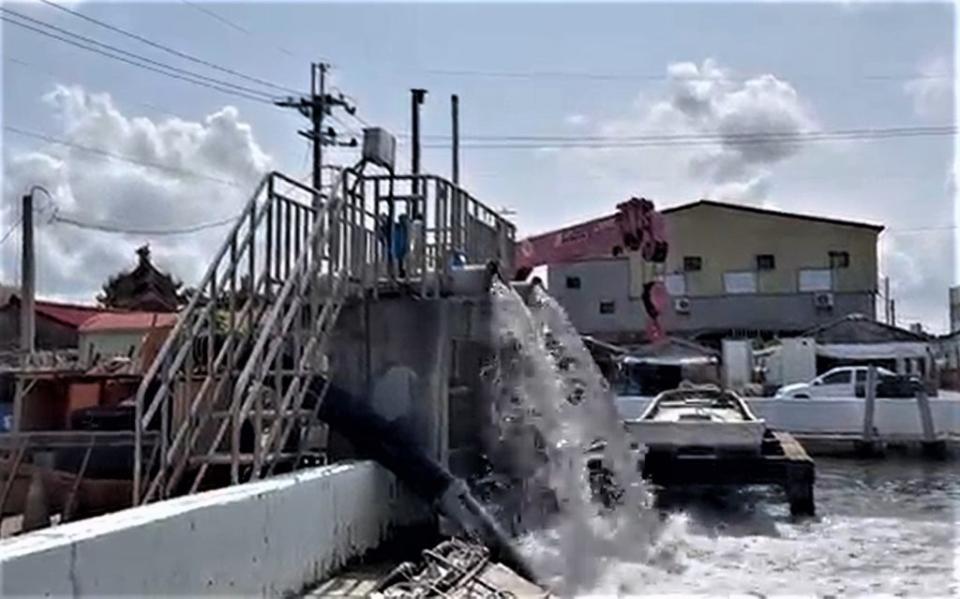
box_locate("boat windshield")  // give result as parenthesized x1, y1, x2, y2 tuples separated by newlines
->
(656, 389, 740, 410)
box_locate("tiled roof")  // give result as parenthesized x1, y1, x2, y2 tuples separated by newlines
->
(78, 312, 178, 333)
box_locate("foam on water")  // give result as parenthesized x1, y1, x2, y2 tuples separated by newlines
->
(485, 282, 959, 596)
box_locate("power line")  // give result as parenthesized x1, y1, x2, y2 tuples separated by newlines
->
(0, 10, 275, 103)
(4, 56, 186, 120)
(415, 125, 956, 144)
(179, 0, 305, 62)
(420, 126, 957, 149)
(53, 213, 239, 235)
(0, 216, 24, 246)
(4, 125, 244, 188)
(425, 67, 954, 83)
(38, 0, 302, 95)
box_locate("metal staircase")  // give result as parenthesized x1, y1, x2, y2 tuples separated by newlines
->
(132, 167, 517, 505)
(133, 172, 348, 504)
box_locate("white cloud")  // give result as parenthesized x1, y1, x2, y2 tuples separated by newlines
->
(1, 85, 273, 303)
(903, 56, 953, 119)
(552, 58, 816, 207)
(537, 58, 954, 332)
(882, 232, 955, 331)
(564, 114, 587, 126)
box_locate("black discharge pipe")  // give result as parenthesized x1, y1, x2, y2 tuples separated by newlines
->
(307, 377, 537, 583)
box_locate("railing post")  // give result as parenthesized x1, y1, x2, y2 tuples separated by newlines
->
(133, 388, 142, 505)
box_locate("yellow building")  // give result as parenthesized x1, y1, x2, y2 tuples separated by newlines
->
(543, 199, 884, 344)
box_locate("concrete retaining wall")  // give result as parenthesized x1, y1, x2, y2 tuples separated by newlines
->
(0, 461, 428, 597)
(617, 396, 960, 436)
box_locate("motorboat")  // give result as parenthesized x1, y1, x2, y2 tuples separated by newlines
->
(625, 385, 766, 454)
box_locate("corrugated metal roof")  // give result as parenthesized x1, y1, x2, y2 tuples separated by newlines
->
(78, 312, 178, 332)
(35, 301, 110, 328)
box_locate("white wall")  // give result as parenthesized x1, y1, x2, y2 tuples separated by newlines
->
(748, 397, 960, 436)
(79, 331, 145, 364)
(616, 396, 960, 436)
(0, 461, 427, 597)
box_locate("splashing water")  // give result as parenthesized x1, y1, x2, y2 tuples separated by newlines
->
(486, 280, 674, 592)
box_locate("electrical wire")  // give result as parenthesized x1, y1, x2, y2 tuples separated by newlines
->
(0, 216, 24, 246)
(4, 56, 186, 120)
(38, 0, 302, 95)
(4, 125, 244, 188)
(0, 9, 276, 103)
(420, 126, 957, 149)
(425, 67, 954, 82)
(414, 125, 957, 144)
(179, 0, 308, 62)
(53, 213, 239, 235)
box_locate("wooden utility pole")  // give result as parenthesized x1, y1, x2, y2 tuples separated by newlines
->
(311, 63, 329, 202)
(451, 94, 460, 185)
(20, 191, 35, 354)
(884, 277, 891, 324)
(276, 62, 355, 210)
(13, 187, 40, 432)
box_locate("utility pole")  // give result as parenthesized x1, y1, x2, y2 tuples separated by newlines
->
(276, 62, 357, 209)
(311, 63, 325, 198)
(890, 299, 897, 328)
(884, 277, 891, 325)
(411, 88, 427, 197)
(451, 94, 460, 185)
(14, 187, 42, 432)
(20, 191, 35, 355)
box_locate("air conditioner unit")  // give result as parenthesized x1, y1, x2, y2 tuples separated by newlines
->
(674, 297, 691, 314)
(813, 292, 834, 310)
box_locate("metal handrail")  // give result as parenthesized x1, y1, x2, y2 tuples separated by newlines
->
(133, 168, 516, 504)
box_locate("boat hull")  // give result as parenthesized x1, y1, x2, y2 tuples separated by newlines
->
(625, 419, 766, 453)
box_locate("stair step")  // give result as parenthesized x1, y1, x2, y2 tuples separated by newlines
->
(187, 452, 299, 466)
(449, 385, 471, 398)
(209, 409, 314, 420)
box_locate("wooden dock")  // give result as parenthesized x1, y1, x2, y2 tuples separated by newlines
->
(791, 432, 957, 458)
(640, 430, 816, 516)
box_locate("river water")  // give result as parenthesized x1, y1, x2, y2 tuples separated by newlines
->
(521, 457, 959, 597)
(486, 284, 958, 596)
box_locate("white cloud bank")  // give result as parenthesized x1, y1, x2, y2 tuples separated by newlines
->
(2, 85, 272, 303)
(558, 58, 816, 206)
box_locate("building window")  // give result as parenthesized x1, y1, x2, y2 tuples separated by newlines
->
(723, 271, 757, 294)
(756, 254, 776, 271)
(829, 251, 850, 269)
(799, 269, 833, 291)
(683, 256, 702, 272)
(599, 300, 616, 314)
(665, 273, 686, 296)
(565, 276, 581, 289)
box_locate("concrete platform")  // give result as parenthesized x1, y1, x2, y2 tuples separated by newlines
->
(0, 461, 428, 597)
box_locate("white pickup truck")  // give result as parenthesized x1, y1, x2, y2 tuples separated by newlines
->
(774, 366, 918, 399)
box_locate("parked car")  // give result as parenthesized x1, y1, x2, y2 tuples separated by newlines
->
(775, 366, 921, 399)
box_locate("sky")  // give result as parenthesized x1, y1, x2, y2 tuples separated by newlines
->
(0, 1, 956, 332)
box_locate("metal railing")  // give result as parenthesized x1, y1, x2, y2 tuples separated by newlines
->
(133, 172, 327, 504)
(133, 168, 515, 504)
(337, 171, 516, 295)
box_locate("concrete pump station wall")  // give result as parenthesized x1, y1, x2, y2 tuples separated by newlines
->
(0, 461, 428, 597)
